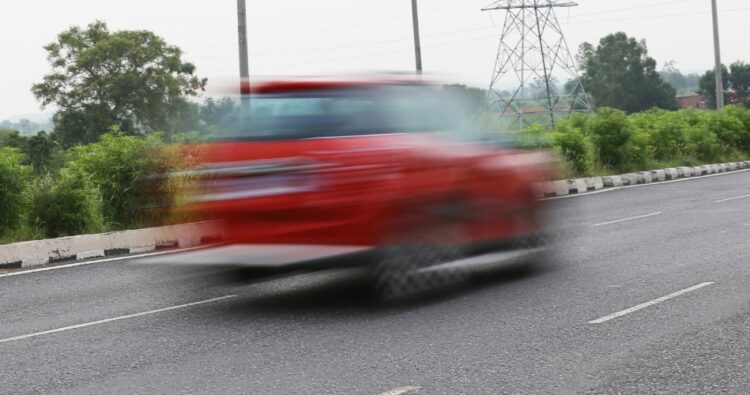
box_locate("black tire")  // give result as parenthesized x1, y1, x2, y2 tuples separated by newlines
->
(372, 223, 470, 301)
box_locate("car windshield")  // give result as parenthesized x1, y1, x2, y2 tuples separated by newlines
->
(210, 85, 474, 141)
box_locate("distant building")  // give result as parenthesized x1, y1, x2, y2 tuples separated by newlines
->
(677, 94, 707, 110)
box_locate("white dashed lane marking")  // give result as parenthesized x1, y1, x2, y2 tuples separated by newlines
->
(715, 193, 750, 203)
(378, 385, 423, 395)
(592, 212, 663, 227)
(0, 295, 237, 344)
(589, 282, 714, 324)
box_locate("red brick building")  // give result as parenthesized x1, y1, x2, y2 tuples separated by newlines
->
(677, 94, 708, 109)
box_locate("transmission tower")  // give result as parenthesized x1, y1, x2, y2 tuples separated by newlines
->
(483, 0, 591, 131)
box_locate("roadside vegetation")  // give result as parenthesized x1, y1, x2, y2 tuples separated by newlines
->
(2, 24, 750, 243)
(512, 105, 750, 177)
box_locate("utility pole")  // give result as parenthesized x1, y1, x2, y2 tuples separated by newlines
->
(237, 0, 250, 95)
(711, 0, 724, 109)
(411, 0, 423, 75)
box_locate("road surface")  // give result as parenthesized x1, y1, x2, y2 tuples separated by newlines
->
(2, 171, 749, 394)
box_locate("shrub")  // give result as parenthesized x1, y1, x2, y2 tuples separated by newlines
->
(631, 110, 687, 162)
(622, 126, 651, 171)
(585, 108, 631, 168)
(684, 123, 722, 163)
(553, 124, 593, 175)
(64, 131, 179, 230)
(515, 124, 553, 150)
(0, 148, 31, 237)
(28, 171, 104, 238)
(721, 105, 750, 153)
(701, 110, 746, 153)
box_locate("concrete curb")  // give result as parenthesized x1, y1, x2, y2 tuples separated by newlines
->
(4, 160, 749, 270)
(541, 160, 750, 198)
(0, 222, 225, 269)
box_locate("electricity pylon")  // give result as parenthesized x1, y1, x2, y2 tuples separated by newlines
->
(483, 0, 591, 131)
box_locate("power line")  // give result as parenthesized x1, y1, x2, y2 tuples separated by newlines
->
(261, 33, 500, 69)
(189, 25, 499, 60)
(185, 0, 485, 50)
(571, 0, 694, 18)
(561, 6, 750, 25)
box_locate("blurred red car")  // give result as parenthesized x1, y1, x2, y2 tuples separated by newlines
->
(176, 78, 556, 298)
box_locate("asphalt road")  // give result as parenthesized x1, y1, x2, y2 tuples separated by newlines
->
(2, 171, 750, 394)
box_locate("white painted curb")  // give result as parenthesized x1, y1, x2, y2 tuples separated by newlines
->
(0, 222, 225, 269)
(601, 176, 623, 188)
(567, 179, 588, 194)
(538, 159, 749, 198)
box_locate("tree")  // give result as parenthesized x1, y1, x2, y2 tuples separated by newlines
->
(730, 61, 750, 105)
(699, 65, 730, 109)
(441, 84, 486, 115)
(529, 77, 561, 103)
(24, 132, 63, 174)
(199, 97, 237, 131)
(659, 62, 701, 96)
(578, 32, 678, 113)
(32, 21, 206, 146)
(0, 129, 27, 149)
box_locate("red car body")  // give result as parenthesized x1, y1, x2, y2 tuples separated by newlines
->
(178, 79, 555, 290)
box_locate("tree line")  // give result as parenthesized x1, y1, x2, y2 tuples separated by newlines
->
(3, 21, 750, 243)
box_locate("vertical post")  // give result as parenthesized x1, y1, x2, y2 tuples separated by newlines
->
(711, 0, 724, 109)
(534, 7, 556, 129)
(411, 0, 423, 75)
(237, 0, 250, 94)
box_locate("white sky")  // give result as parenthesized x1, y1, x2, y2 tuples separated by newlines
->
(1, 0, 748, 119)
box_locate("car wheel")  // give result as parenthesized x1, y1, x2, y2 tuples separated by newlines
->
(372, 223, 470, 301)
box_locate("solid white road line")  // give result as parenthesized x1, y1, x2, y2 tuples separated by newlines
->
(593, 212, 663, 227)
(0, 245, 215, 279)
(589, 282, 714, 324)
(715, 193, 750, 203)
(0, 295, 237, 344)
(378, 386, 423, 395)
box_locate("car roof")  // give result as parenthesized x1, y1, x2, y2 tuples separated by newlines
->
(240, 77, 434, 95)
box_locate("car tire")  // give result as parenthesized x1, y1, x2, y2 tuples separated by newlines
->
(372, 223, 470, 301)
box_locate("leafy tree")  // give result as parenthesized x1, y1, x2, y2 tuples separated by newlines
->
(32, 21, 206, 146)
(729, 61, 750, 105)
(699, 65, 730, 109)
(659, 61, 700, 95)
(529, 77, 561, 103)
(579, 32, 678, 113)
(25, 132, 63, 174)
(0, 129, 27, 149)
(441, 84, 486, 115)
(199, 97, 237, 131)
(0, 119, 53, 136)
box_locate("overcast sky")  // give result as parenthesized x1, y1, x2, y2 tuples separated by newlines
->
(1, 0, 748, 120)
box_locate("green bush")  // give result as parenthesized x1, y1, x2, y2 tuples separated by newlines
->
(0, 148, 31, 237)
(553, 124, 593, 175)
(622, 126, 651, 171)
(631, 110, 687, 162)
(28, 171, 104, 238)
(722, 105, 750, 152)
(701, 110, 746, 155)
(64, 131, 179, 230)
(515, 124, 553, 150)
(586, 108, 631, 168)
